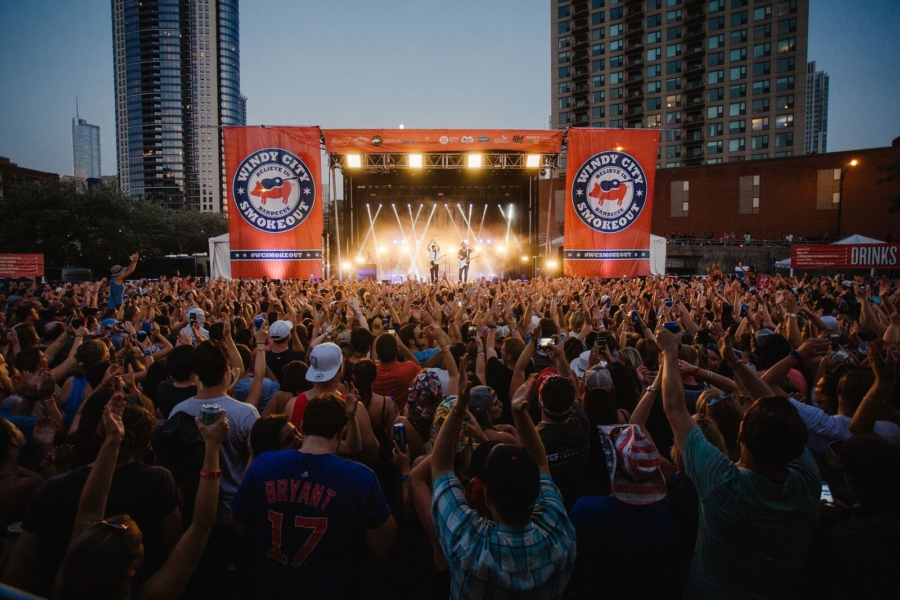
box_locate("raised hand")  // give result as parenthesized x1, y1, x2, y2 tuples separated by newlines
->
(102, 393, 126, 442)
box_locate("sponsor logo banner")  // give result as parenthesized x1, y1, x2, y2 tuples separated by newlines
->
(0, 254, 44, 278)
(791, 244, 900, 269)
(322, 129, 563, 154)
(225, 127, 323, 279)
(563, 129, 660, 277)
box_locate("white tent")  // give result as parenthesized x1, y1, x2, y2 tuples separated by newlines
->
(208, 233, 231, 280)
(550, 234, 667, 276)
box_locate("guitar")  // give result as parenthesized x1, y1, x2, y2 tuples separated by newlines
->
(429, 254, 446, 268)
(457, 253, 479, 269)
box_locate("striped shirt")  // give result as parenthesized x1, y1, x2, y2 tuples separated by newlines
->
(432, 473, 576, 599)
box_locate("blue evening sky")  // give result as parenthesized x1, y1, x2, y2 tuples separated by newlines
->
(0, 0, 897, 177)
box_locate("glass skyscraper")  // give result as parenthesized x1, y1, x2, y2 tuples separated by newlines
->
(111, 0, 245, 212)
(72, 117, 101, 180)
(804, 60, 828, 155)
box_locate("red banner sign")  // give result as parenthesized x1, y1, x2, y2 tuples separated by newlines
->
(0, 254, 44, 278)
(791, 244, 900, 269)
(756, 274, 771, 290)
(322, 129, 563, 154)
(563, 128, 660, 277)
(224, 127, 323, 279)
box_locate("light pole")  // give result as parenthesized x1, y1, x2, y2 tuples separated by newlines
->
(836, 159, 858, 239)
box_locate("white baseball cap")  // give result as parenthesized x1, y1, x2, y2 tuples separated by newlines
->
(306, 342, 343, 382)
(269, 320, 293, 340)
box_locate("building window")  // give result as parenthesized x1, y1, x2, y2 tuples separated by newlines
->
(592, 75, 606, 86)
(730, 66, 747, 81)
(611, 103, 624, 116)
(610, 119, 624, 127)
(647, 80, 662, 93)
(610, 23, 624, 35)
(752, 117, 770, 131)
(708, 158, 723, 164)
(667, 60, 682, 73)
(610, 7, 624, 20)
(709, 0, 725, 12)
(594, 59, 607, 71)
(775, 75, 795, 90)
(559, 66, 571, 78)
(775, 94, 794, 109)
(666, 77, 682, 90)
(730, 47, 747, 63)
(558, 21, 571, 34)
(593, 106, 606, 118)
(753, 61, 771, 77)
(753, 42, 771, 57)
(753, 79, 769, 96)
(729, 119, 746, 133)
(709, 16, 725, 30)
(559, 81, 572, 94)
(708, 122, 724, 137)
(558, 6, 571, 18)
(558, 35, 571, 49)
(751, 134, 769, 149)
(648, 97, 663, 110)
(707, 105, 724, 119)
(707, 140, 723, 154)
(729, 101, 746, 116)
(666, 111, 682, 124)
(752, 98, 770, 112)
(731, 29, 748, 44)
(774, 132, 793, 147)
(779, 0, 797, 15)
(667, 43, 682, 57)
(729, 84, 746, 98)
(593, 43, 606, 56)
(666, 145, 681, 158)
(708, 69, 724, 83)
(666, 129, 682, 142)
(708, 87, 724, 101)
(754, 5, 772, 21)
(610, 39, 624, 51)
(754, 24, 771, 39)
(593, 27, 606, 40)
(558, 51, 571, 64)
(709, 34, 725, 48)
(775, 114, 793, 128)
(729, 138, 746, 152)
(559, 111, 571, 124)
(670, 180, 689, 217)
(648, 64, 662, 78)
(667, 26, 682, 41)
(648, 14, 662, 27)
(668, 9, 682, 23)
(645, 114, 661, 127)
(709, 51, 725, 66)
(752, 153, 768, 160)
(778, 18, 797, 34)
(739, 174, 761, 214)
(648, 47, 662, 60)
(559, 97, 572, 109)
(731, 11, 748, 27)
(816, 168, 840, 210)
(593, 90, 606, 102)
(666, 94, 682, 108)
(774, 151, 793, 158)
(776, 56, 795, 72)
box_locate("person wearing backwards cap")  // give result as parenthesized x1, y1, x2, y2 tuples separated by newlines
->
(431, 373, 576, 599)
(264, 320, 305, 387)
(567, 424, 679, 598)
(283, 342, 378, 465)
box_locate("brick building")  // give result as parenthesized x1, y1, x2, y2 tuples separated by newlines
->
(0, 156, 60, 201)
(541, 142, 900, 244)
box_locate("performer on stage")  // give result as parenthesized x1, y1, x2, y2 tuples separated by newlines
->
(428, 239, 440, 283)
(457, 241, 472, 283)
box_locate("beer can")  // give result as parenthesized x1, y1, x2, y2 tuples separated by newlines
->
(393, 423, 407, 450)
(199, 404, 223, 426)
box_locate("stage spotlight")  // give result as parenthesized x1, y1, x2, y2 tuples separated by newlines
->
(546, 260, 558, 270)
(526, 154, 541, 168)
(408, 154, 423, 168)
(521, 256, 529, 263)
(341, 262, 351, 271)
(497, 245, 506, 254)
(467, 153, 482, 169)
(378, 246, 386, 255)
(355, 256, 364, 264)
(346, 154, 362, 168)
(614, 145, 623, 152)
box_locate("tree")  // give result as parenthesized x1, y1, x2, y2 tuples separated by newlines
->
(0, 180, 227, 274)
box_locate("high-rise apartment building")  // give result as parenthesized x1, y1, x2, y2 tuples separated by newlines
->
(111, 0, 244, 212)
(72, 116, 101, 180)
(805, 60, 828, 154)
(551, 0, 808, 168)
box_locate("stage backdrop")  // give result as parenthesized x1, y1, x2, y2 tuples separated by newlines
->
(224, 127, 323, 279)
(563, 128, 660, 277)
(322, 129, 564, 154)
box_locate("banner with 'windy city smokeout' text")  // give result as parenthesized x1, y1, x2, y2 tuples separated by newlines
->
(225, 127, 323, 279)
(563, 128, 660, 278)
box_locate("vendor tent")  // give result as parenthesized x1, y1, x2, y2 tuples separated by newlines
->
(208, 233, 231, 280)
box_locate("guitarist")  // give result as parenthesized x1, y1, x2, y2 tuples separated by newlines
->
(428, 239, 441, 283)
(457, 240, 472, 283)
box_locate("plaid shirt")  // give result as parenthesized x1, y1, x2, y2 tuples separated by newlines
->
(432, 473, 576, 599)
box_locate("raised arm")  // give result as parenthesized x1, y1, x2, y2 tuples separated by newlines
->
(849, 344, 900, 436)
(657, 326, 697, 452)
(244, 325, 269, 408)
(138, 412, 227, 600)
(510, 375, 550, 475)
(431, 369, 471, 479)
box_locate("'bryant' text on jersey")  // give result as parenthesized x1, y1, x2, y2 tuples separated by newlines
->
(265, 479, 337, 510)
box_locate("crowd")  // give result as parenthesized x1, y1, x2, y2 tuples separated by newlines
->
(1, 255, 898, 599)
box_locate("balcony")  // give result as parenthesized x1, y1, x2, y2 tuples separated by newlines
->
(627, 105, 644, 116)
(627, 89, 644, 100)
(573, 35, 589, 50)
(626, 25, 643, 37)
(685, 10, 705, 23)
(626, 74, 644, 85)
(686, 44, 705, 59)
(685, 62, 705, 74)
(625, 7, 644, 22)
(574, 113, 590, 125)
(684, 114, 705, 125)
(626, 41, 644, 53)
(573, 18, 589, 33)
(626, 57, 643, 70)
(573, 66, 590, 78)
(685, 27, 705, 41)
(573, 2, 589, 20)
(573, 82, 590, 94)
(685, 78, 706, 91)
(684, 131, 705, 144)
(686, 93, 704, 106)
(574, 98, 589, 109)
(573, 51, 590, 65)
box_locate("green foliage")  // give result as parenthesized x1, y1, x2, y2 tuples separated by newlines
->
(877, 156, 900, 214)
(0, 180, 227, 273)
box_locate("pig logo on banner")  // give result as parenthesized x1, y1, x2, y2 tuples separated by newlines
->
(232, 147, 316, 233)
(571, 150, 647, 233)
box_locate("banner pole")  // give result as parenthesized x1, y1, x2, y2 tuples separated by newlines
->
(332, 164, 342, 282)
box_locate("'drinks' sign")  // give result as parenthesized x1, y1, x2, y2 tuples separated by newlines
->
(225, 128, 323, 279)
(564, 129, 660, 277)
(792, 244, 900, 269)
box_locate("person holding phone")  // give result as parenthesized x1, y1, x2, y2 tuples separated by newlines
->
(106, 252, 139, 309)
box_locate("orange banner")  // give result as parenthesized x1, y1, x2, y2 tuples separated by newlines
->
(323, 129, 563, 154)
(224, 127, 323, 279)
(563, 128, 660, 278)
